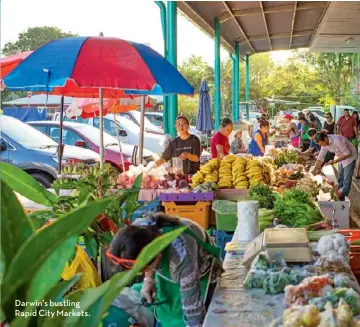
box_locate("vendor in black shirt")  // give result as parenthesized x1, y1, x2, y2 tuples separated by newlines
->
(147, 116, 201, 175)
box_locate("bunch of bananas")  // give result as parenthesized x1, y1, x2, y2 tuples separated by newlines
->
(246, 159, 266, 187)
(232, 156, 249, 190)
(262, 162, 275, 185)
(62, 163, 86, 175)
(190, 159, 220, 187)
(218, 155, 237, 189)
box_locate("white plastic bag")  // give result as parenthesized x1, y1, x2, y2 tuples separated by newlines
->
(233, 201, 260, 242)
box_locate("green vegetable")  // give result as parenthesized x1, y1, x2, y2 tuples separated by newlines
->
(243, 270, 266, 289)
(248, 184, 276, 209)
(289, 269, 313, 284)
(273, 190, 323, 227)
(252, 253, 270, 270)
(307, 229, 339, 241)
(263, 272, 291, 295)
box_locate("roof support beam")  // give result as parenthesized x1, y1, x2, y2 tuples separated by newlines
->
(219, 2, 327, 23)
(289, 1, 298, 49)
(237, 29, 313, 43)
(222, 1, 255, 53)
(259, 1, 272, 51)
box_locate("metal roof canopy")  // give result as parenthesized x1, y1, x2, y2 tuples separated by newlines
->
(178, 1, 360, 56)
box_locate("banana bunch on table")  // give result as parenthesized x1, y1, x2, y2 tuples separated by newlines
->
(262, 161, 275, 185)
(190, 159, 220, 187)
(232, 156, 249, 190)
(218, 155, 237, 189)
(246, 159, 266, 187)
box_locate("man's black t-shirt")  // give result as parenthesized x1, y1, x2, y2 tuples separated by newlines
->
(161, 134, 201, 174)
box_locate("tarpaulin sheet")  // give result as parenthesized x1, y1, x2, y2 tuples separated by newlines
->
(2, 107, 48, 122)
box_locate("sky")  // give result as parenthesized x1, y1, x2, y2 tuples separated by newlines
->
(0, 0, 291, 65)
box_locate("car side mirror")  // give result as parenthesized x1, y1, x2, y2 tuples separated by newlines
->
(75, 140, 86, 148)
(118, 130, 127, 137)
(1, 142, 7, 151)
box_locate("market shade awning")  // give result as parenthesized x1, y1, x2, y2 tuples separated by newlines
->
(3, 36, 194, 95)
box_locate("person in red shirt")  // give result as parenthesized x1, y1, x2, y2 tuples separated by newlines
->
(337, 109, 358, 141)
(211, 118, 233, 159)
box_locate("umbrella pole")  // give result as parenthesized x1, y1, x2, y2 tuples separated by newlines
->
(113, 113, 126, 172)
(99, 88, 104, 169)
(139, 96, 146, 164)
(58, 95, 65, 174)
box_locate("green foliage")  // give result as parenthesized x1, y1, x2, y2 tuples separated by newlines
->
(1, 162, 58, 206)
(3, 26, 78, 55)
(248, 184, 276, 209)
(1, 166, 186, 326)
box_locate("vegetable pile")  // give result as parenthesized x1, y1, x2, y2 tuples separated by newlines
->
(273, 189, 323, 227)
(248, 184, 276, 209)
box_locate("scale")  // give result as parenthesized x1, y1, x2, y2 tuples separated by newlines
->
(243, 228, 313, 267)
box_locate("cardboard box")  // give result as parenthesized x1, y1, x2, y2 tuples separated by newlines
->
(318, 199, 350, 228)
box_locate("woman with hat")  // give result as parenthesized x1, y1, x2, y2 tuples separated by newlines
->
(230, 129, 247, 154)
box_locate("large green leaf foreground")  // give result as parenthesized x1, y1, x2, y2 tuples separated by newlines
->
(0, 166, 187, 326)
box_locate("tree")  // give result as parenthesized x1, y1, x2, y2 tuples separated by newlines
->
(3, 26, 78, 55)
(179, 55, 214, 92)
(301, 51, 353, 105)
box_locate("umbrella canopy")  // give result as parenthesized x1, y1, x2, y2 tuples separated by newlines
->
(66, 97, 152, 119)
(4, 37, 194, 95)
(0, 51, 33, 79)
(196, 80, 213, 132)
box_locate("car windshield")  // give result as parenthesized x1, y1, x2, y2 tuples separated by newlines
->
(115, 116, 140, 133)
(1, 117, 58, 148)
(131, 111, 159, 130)
(73, 124, 118, 146)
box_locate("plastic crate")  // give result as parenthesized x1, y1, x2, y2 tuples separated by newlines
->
(133, 199, 161, 220)
(160, 192, 214, 202)
(162, 201, 211, 229)
(214, 230, 233, 260)
(212, 200, 237, 232)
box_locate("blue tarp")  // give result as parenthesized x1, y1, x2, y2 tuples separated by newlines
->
(3, 107, 48, 122)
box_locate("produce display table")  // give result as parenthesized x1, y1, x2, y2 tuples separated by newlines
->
(203, 248, 284, 327)
(203, 236, 360, 327)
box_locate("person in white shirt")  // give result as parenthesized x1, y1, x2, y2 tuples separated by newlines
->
(313, 132, 357, 200)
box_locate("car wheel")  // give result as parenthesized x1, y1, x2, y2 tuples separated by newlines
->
(31, 173, 54, 189)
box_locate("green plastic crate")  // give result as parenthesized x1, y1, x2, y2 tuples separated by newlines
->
(212, 200, 238, 232)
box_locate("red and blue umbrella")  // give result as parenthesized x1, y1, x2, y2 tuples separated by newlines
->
(3, 36, 194, 95)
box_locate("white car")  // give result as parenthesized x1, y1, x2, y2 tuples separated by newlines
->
(119, 110, 164, 135)
(144, 112, 207, 145)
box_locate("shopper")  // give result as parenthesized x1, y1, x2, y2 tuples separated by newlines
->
(230, 129, 246, 154)
(337, 109, 358, 141)
(106, 213, 222, 327)
(298, 116, 311, 151)
(352, 111, 360, 132)
(323, 112, 335, 134)
(309, 113, 321, 131)
(282, 114, 300, 147)
(210, 118, 233, 159)
(248, 119, 270, 156)
(313, 132, 357, 200)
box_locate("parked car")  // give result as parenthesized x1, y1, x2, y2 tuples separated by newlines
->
(0, 116, 100, 188)
(143, 111, 207, 145)
(303, 108, 325, 118)
(118, 110, 163, 135)
(28, 121, 157, 170)
(53, 114, 165, 154)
